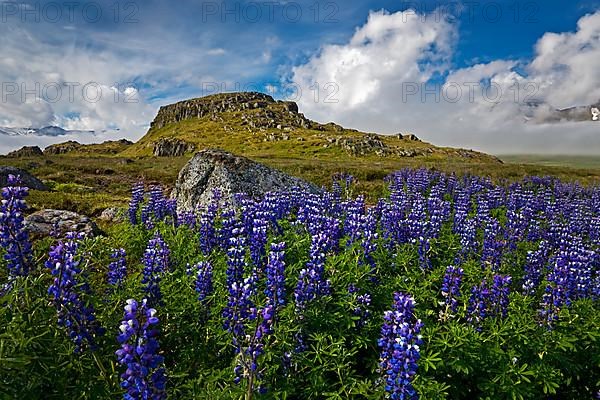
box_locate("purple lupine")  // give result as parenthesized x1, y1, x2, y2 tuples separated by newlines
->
(378, 292, 423, 400)
(199, 190, 221, 255)
(361, 210, 378, 278)
(141, 186, 168, 229)
(522, 241, 550, 296)
(249, 217, 269, 269)
(164, 199, 178, 226)
(265, 242, 286, 310)
(115, 298, 166, 400)
(46, 232, 104, 352)
(177, 210, 197, 229)
(223, 231, 253, 340)
(107, 248, 127, 287)
(0, 175, 32, 277)
(128, 182, 145, 225)
(490, 275, 512, 319)
(348, 285, 371, 328)
(481, 217, 504, 271)
(142, 233, 170, 307)
(455, 217, 477, 264)
(439, 265, 463, 320)
(539, 266, 570, 328)
(219, 208, 239, 250)
(235, 304, 274, 393)
(344, 196, 365, 244)
(467, 275, 511, 328)
(194, 261, 213, 305)
(294, 233, 331, 316)
(226, 229, 247, 288)
(537, 239, 595, 327)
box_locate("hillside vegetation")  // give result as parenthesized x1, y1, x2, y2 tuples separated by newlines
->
(1, 92, 600, 215)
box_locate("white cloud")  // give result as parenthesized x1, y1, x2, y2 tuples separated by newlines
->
(290, 9, 600, 154)
(207, 48, 227, 56)
(292, 9, 456, 110)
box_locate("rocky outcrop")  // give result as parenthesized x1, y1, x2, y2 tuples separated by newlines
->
(44, 139, 133, 155)
(7, 146, 44, 157)
(0, 166, 48, 190)
(150, 91, 311, 131)
(173, 149, 320, 211)
(404, 134, 420, 141)
(153, 138, 195, 157)
(44, 141, 82, 155)
(24, 209, 102, 239)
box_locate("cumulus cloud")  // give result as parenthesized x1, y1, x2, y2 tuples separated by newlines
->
(290, 8, 600, 154)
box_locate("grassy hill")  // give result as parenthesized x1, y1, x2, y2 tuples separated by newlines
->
(122, 92, 500, 164)
(2, 92, 600, 216)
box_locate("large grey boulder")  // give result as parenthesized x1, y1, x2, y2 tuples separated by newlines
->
(25, 209, 103, 239)
(0, 166, 48, 190)
(173, 149, 319, 211)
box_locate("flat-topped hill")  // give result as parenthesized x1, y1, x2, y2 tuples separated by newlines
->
(123, 91, 501, 164)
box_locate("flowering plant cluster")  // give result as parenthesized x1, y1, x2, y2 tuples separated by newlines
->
(116, 298, 166, 400)
(1, 169, 599, 399)
(45, 232, 104, 352)
(0, 174, 32, 277)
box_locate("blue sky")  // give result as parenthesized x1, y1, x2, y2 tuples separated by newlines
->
(0, 0, 599, 153)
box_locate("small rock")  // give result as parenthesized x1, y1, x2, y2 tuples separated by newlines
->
(99, 207, 126, 222)
(25, 209, 103, 239)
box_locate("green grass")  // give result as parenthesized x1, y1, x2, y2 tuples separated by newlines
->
(2, 151, 600, 215)
(500, 154, 600, 170)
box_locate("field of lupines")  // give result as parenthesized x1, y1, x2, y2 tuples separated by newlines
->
(1, 170, 599, 399)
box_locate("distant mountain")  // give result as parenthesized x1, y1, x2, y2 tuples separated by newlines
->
(0, 126, 95, 137)
(523, 100, 600, 123)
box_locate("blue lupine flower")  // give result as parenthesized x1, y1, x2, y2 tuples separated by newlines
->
(219, 208, 240, 250)
(128, 182, 145, 225)
(294, 233, 331, 316)
(116, 298, 166, 400)
(378, 292, 423, 400)
(46, 232, 104, 352)
(249, 217, 269, 269)
(107, 248, 127, 287)
(481, 217, 504, 270)
(440, 265, 463, 320)
(265, 242, 286, 310)
(199, 189, 221, 255)
(194, 261, 213, 304)
(522, 240, 550, 296)
(142, 233, 170, 307)
(226, 229, 247, 288)
(467, 274, 511, 328)
(348, 285, 371, 328)
(0, 174, 32, 277)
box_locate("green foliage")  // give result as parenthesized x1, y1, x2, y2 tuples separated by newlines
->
(1, 216, 598, 399)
